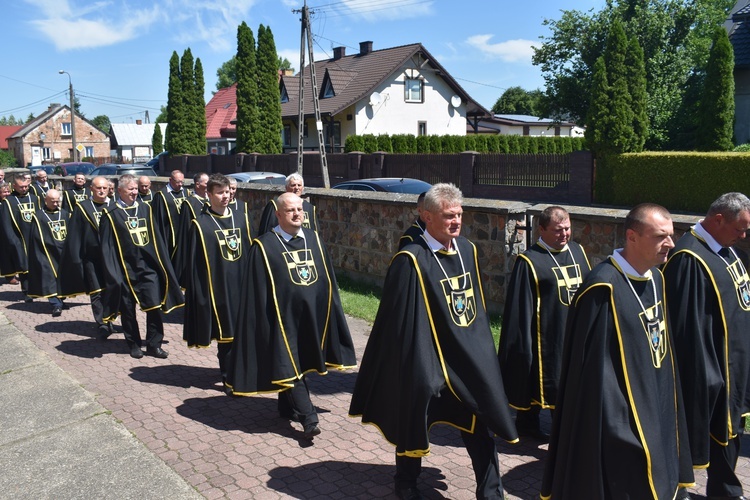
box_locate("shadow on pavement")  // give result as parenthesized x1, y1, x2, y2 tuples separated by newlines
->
(267, 461, 451, 499)
(36, 319, 98, 337)
(129, 364, 221, 391)
(306, 369, 358, 396)
(55, 337, 130, 358)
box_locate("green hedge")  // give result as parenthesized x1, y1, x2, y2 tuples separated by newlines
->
(343, 133, 587, 154)
(595, 152, 750, 212)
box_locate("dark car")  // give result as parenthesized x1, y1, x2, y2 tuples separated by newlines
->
(89, 164, 157, 177)
(332, 177, 431, 194)
(29, 165, 56, 176)
(145, 151, 168, 170)
(227, 172, 286, 185)
(56, 162, 96, 176)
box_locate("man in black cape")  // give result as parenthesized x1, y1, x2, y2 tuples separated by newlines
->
(172, 172, 209, 285)
(99, 174, 184, 359)
(59, 176, 112, 336)
(0, 173, 39, 300)
(498, 206, 590, 441)
(29, 169, 51, 198)
(663, 192, 750, 500)
(349, 183, 518, 500)
(62, 173, 88, 213)
(397, 191, 426, 250)
(257, 173, 318, 235)
(137, 176, 154, 204)
(227, 176, 248, 216)
(183, 174, 252, 385)
(27, 189, 68, 316)
(541, 204, 694, 499)
(151, 169, 187, 261)
(227, 192, 355, 439)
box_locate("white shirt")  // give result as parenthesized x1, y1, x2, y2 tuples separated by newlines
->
(693, 220, 724, 255)
(423, 230, 453, 252)
(274, 225, 306, 243)
(611, 248, 652, 279)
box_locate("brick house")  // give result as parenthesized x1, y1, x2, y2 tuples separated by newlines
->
(7, 104, 109, 167)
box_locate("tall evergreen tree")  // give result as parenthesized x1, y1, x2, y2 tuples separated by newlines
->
(180, 48, 199, 155)
(602, 19, 634, 154)
(256, 24, 283, 154)
(585, 57, 611, 154)
(698, 27, 735, 151)
(194, 58, 207, 155)
(236, 22, 260, 153)
(625, 36, 648, 152)
(152, 124, 164, 155)
(165, 51, 183, 155)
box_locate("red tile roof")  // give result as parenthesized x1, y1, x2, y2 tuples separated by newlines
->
(0, 125, 22, 149)
(205, 85, 237, 139)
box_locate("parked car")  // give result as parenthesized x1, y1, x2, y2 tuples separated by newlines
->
(145, 151, 169, 170)
(227, 172, 286, 185)
(29, 165, 57, 176)
(89, 164, 157, 177)
(56, 162, 96, 176)
(332, 177, 431, 194)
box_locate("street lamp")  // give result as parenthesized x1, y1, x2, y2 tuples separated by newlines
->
(58, 70, 77, 162)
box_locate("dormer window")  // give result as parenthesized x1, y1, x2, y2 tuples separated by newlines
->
(61, 122, 71, 136)
(322, 78, 334, 98)
(405, 78, 423, 103)
(281, 85, 289, 103)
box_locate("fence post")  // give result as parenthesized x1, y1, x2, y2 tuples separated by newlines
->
(460, 151, 477, 196)
(348, 151, 362, 180)
(372, 151, 385, 177)
(569, 151, 593, 204)
(234, 153, 245, 173)
(243, 153, 259, 172)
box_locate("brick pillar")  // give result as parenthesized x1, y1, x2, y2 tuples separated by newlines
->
(234, 153, 245, 173)
(569, 151, 593, 205)
(460, 151, 477, 197)
(372, 152, 385, 177)
(348, 151, 362, 180)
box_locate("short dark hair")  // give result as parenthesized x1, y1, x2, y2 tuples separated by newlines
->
(13, 173, 27, 184)
(625, 203, 671, 233)
(193, 172, 208, 183)
(207, 173, 230, 193)
(538, 206, 569, 229)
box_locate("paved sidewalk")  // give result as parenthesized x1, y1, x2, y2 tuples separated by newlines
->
(0, 281, 747, 499)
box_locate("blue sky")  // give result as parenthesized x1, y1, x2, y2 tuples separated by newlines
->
(1, 0, 605, 124)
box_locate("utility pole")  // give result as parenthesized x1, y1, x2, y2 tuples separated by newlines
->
(59, 70, 77, 162)
(293, 0, 330, 188)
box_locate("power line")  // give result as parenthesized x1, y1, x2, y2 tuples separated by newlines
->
(75, 89, 164, 102)
(0, 74, 58, 92)
(310, 0, 432, 18)
(0, 90, 67, 115)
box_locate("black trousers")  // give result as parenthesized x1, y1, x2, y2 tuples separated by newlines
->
(119, 292, 163, 349)
(90, 291, 104, 326)
(217, 341, 232, 382)
(706, 423, 744, 497)
(395, 420, 503, 499)
(277, 378, 318, 428)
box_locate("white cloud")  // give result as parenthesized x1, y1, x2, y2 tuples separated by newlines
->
(333, 0, 434, 21)
(170, 0, 260, 53)
(465, 34, 538, 63)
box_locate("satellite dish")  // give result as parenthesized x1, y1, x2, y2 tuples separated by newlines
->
(369, 92, 382, 107)
(451, 95, 462, 108)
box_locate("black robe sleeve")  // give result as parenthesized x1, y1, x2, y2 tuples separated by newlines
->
(257, 200, 277, 236)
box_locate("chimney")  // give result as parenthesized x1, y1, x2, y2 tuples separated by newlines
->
(359, 41, 373, 56)
(49, 103, 61, 110)
(333, 46, 346, 60)
(136, 119, 142, 125)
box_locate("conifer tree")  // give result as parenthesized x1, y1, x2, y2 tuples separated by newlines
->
(626, 36, 648, 152)
(584, 57, 611, 154)
(236, 22, 259, 153)
(194, 58, 207, 155)
(152, 124, 163, 155)
(164, 51, 182, 155)
(256, 24, 283, 154)
(180, 48, 198, 155)
(698, 27, 735, 151)
(602, 19, 634, 154)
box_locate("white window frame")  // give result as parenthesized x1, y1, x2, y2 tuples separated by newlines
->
(42, 147, 51, 160)
(85, 146, 94, 158)
(404, 78, 423, 103)
(61, 122, 72, 136)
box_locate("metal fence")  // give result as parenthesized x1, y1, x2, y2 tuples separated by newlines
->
(474, 154, 570, 188)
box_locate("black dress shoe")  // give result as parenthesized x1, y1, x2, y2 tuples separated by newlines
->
(303, 424, 321, 439)
(516, 425, 550, 442)
(146, 346, 169, 358)
(99, 324, 113, 339)
(280, 411, 300, 422)
(395, 486, 423, 500)
(51, 306, 62, 317)
(676, 487, 691, 499)
(130, 346, 144, 359)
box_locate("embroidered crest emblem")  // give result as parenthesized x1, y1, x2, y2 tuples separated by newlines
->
(552, 264, 583, 306)
(724, 258, 750, 311)
(48, 220, 68, 241)
(126, 216, 149, 246)
(173, 197, 185, 213)
(74, 192, 87, 202)
(215, 229, 242, 262)
(283, 249, 318, 286)
(639, 302, 667, 369)
(18, 202, 35, 223)
(302, 210, 311, 229)
(441, 272, 477, 327)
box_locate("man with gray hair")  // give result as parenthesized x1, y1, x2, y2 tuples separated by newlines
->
(350, 183, 517, 499)
(257, 172, 318, 235)
(664, 192, 750, 500)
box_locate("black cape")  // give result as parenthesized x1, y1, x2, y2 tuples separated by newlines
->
(183, 207, 252, 347)
(541, 258, 694, 499)
(27, 207, 69, 298)
(0, 192, 39, 276)
(257, 199, 318, 235)
(59, 199, 110, 297)
(172, 194, 208, 286)
(151, 186, 187, 260)
(663, 229, 750, 466)
(137, 191, 154, 204)
(62, 188, 88, 213)
(498, 241, 590, 410)
(99, 201, 184, 320)
(226, 227, 356, 395)
(397, 218, 426, 250)
(29, 182, 50, 199)
(349, 236, 518, 456)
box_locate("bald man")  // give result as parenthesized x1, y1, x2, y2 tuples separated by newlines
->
(137, 176, 153, 204)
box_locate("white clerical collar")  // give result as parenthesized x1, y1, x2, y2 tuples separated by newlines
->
(167, 186, 182, 194)
(611, 248, 652, 279)
(423, 230, 454, 252)
(274, 225, 305, 242)
(693, 220, 723, 255)
(537, 237, 568, 253)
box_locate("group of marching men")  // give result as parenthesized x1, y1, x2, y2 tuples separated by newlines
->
(1, 164, 749, 500)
